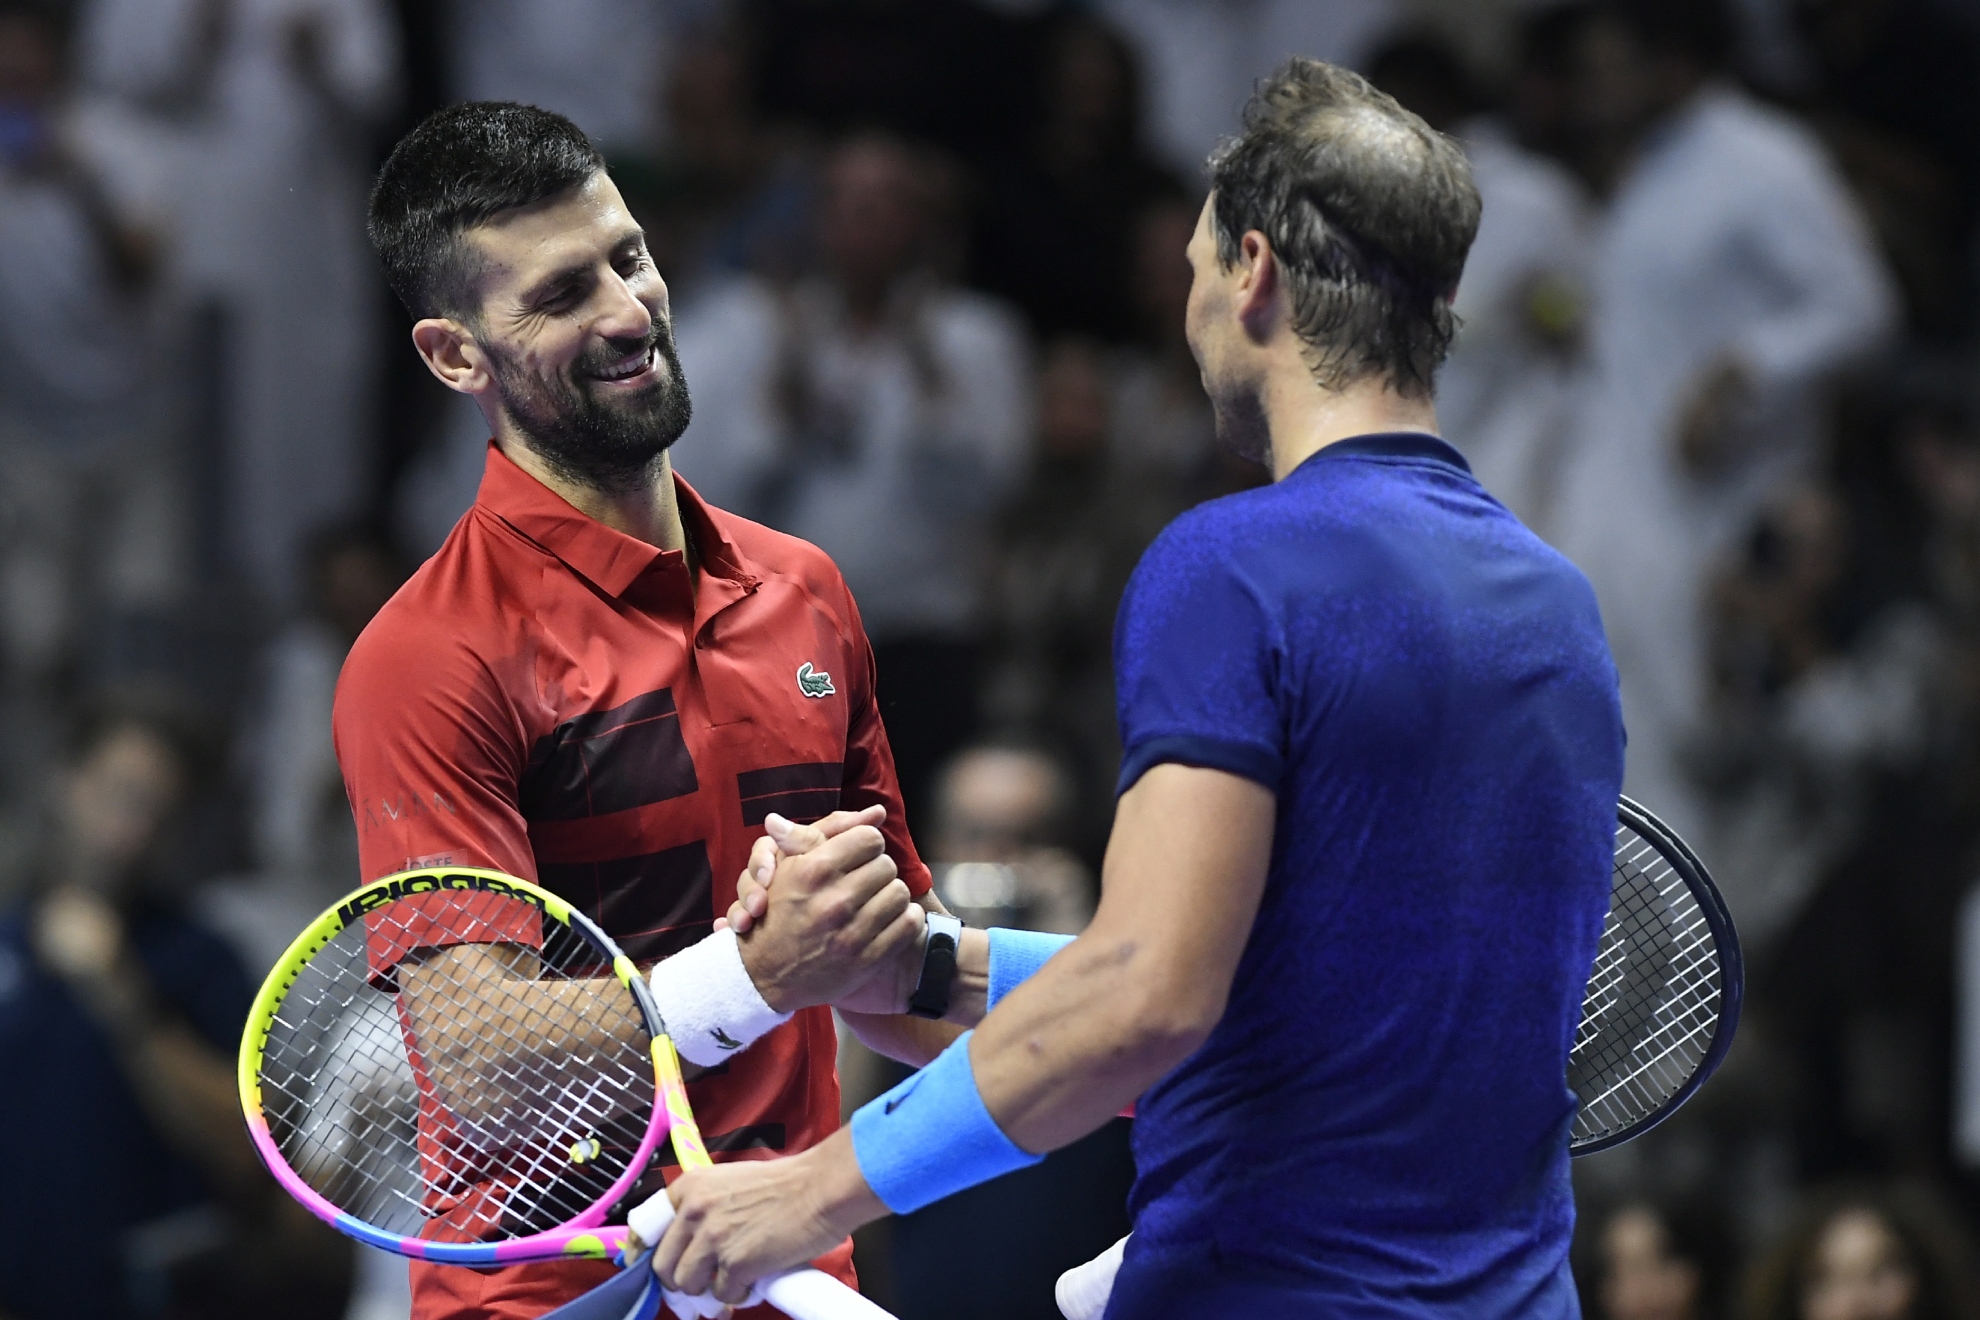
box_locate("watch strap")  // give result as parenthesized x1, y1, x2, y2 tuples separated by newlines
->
(907, 912, 963, 1020)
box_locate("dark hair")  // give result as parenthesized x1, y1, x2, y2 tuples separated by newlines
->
(1600, 0, 1732, 70)
(368, 102, 606, 320)
(1207, 58, 1480, 400)
(1741, 1184, 1978, 1320)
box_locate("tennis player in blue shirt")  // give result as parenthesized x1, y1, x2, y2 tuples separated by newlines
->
(642, 57, 1626, 1318)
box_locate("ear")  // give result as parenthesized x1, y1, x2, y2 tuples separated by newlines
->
(411, 318, 491, 397)
(1233, 230, 1280, 342)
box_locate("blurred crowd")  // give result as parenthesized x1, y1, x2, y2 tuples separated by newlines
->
(3, 0, 1980, 1316)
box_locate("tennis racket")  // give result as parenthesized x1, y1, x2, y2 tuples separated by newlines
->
(237, 866, 892, 1318)
(1568, 795, 1742, 1153)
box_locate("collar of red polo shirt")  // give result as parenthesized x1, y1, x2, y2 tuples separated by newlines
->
(476, 441, 761, 608)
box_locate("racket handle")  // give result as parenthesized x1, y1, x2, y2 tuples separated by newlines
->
(761, 1268, 898, 1319)
(626, 1193, 898, 1319)
(1055, 1234, 1128, 1320)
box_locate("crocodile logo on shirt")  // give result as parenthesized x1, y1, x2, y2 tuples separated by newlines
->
(796, 663, 836, 699)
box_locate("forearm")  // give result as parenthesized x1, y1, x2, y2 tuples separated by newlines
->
(969, 930, 1201, 1153)
(835, 923, 990, 1067)
(402, 946, 653, 1116)
(66, 964, 264, 1197)
(128, 1023, 267, 1197)
(836, 1010, 962, 1068)
(794, 933, 1194, 1242)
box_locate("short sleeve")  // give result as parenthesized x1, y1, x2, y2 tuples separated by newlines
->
(1113, 516, 1287, 796)
(333, 616, 535, 885)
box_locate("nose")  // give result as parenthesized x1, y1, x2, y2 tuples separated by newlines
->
(594, 265, 658, 343)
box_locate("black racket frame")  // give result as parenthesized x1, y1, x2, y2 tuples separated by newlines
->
(1569, 796, 1744, 1156)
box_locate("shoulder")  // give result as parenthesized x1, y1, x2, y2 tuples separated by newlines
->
(336, 515, 524, 718)
(1121, 486, 1309, 628)
(708, 504, 862, 628)
(129, 905, 255, 1046)
(1694, 87, 1842, 187)
(1138, 465, 1403, 573)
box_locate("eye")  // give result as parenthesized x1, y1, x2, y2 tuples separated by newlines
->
(536, 283, 583, 314)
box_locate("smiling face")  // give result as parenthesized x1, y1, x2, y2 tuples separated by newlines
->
(436, 171, 692, 493)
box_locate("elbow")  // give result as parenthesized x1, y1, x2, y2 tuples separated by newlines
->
(1112, 975, 1225, 1079)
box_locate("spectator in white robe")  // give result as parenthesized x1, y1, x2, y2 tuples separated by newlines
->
(1368, 32, 1592, 533)
(669, 134, 1030, 824)
(78, 0, 398, 608)
(1550, 0, 1897, 846)
(446, 0, 708, 152)
(1096, 0, 1400, 180)
(0, 4, 187, 808)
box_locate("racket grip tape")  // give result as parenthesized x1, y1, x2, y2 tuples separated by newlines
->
(624, 1194, 898, 1320)
(763, 1270, 898, 1319)
(1055, 1235, 1128, 1320)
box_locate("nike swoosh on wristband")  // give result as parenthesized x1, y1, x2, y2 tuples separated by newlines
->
(884, 1081, 921, 1115)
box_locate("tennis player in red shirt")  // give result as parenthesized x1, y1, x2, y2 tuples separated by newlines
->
(336, 102, 970, 1320)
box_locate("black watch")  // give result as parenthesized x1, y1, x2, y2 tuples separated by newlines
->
(907, 912, 963, 1020)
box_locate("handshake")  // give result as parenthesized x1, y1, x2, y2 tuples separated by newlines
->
(722, 804, 937, 1018)
(647, 803, 969, 1075)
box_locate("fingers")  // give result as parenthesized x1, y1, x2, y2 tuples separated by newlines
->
(727, 836, 782, 935)
(731, 809, 885, 935)
(792, 825, 889, 890)
(762, 805, 884, 855)
(651, 1188, 693, 1292)
(807, 804, 885, 841)
(748, 834, 780, 885)
(762, 812, 827, 858)
(657, 1211, 739, 1304)
(836, 874, 918, 962)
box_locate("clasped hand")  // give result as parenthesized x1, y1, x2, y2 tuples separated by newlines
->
(728, 806, 925, 1015)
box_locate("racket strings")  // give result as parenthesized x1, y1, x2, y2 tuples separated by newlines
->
(257, 895, 654, 1242)
(1569, 824, 1724, 1147)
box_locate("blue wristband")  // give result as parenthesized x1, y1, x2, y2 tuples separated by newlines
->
(987, 929, 1073, 1011)
(850, 1031, 1042, 1214)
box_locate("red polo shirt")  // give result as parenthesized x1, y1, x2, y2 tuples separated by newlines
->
(333, 443, 930, 1319)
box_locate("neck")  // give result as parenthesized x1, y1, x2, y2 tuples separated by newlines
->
(494, 432, 689, 556)
(1256, 370, 1441, 482)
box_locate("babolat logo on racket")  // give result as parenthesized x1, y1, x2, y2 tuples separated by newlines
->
(337, 871, 548, 924)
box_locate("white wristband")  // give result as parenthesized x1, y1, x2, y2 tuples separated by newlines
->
(647, 927, 792, 1068)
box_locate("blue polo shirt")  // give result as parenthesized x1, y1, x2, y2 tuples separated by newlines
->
(1108, 433, 1623, 1318)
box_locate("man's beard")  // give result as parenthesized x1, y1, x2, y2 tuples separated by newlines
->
(1209, 381, 1272, 469)
(486, 317, 694, 495)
